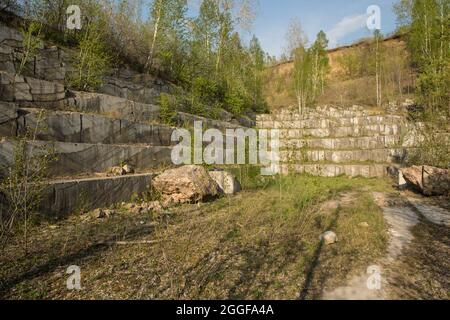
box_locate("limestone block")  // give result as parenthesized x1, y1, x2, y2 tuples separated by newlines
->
(41, 174, 155, 216)
(280, 148, 408, 164)
(0, 102, 17, 136)
(153, 165, 220, 205)
(19, 107, 176, 145)
(35, 52, 66, 82)
(176, 112, 242, 131)
(0, 60, 15, 74)
(66, 91, 160, 122)
(98, 75, 167, 105)
(19, 109, 82, 142)
(33, 92, 66, 102)
(321, 231, 338, 245)
(0, 44, 15, 73)
(0, 44, 12, 55)
(0, 138, 174, 177)
(0, 24, 23, 47)
(208, 170, 241, 195)
(401, 166, 450, 196)
(0, 72, 32, 101)
(25, 76, 64, 95)
(0, 101, 17, 124)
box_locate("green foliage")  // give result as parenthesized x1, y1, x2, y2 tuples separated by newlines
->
(391, 0, 449, 167)
(407, 0, 449, 116)
(18, 21, 42, 76)
(0, 111, 55, 251)
(406, 122, 450, 169)
(310, 30, 330, 97)
(159, 93, 178, 125)
(337, 51, 364, 78)
(225, 91, 246, 115)
(291, 30, 330, 112)
(184, 1, 267, 116)
(15, 0, 266, 118)
(68, 12, 111, 91)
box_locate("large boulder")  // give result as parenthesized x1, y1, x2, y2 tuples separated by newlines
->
(153, 165, 220, 205)
(208, 170, 241, 195)
(401, 166, 450, 196)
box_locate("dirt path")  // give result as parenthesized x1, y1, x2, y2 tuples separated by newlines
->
(322, 192, 449, 300)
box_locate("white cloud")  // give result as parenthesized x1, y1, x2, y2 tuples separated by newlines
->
(326, 13, 368, 48)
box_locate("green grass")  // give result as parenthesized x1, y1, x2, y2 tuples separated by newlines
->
(0, 173, 391, 300)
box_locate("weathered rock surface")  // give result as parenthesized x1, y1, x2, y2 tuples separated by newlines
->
(255, 105, 429, 177)
(0, 101, 16, 124)
(175, 112, 241, 131)
(41, 174, 155, 216)
(321, 231, 338, 245)
(401, 166, 450, 196)
(122, 164, 135, 174)
(277, 124, 406, 139)
(0, 24, 65, 82)
(0, 71, 65, 105)
(0, 138, 173, 177)
(0, 23, 23, 48)
(279, 164, 391, 178)
(109, 166, 127, 176)
(16, 108, 175, 145)
(153, 165, 220, 205)
(279, 135, 419, 150)
(208, 170, 241, 195)
(280, 148, 407, 163)
(65, 91, 160, 122)
(257, 115, 407, 129)
(99, 74, 169, 105)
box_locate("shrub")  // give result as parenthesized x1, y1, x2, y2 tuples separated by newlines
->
(159, 93, 178, 125)
(68, 15, 111, 91)
(18, 21, 42, 76)
(406, 122, 450, 169)
(0, 111, 55, 252)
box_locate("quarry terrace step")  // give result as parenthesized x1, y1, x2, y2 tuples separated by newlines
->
(279, 135, 417, 150)
(263, 105, 388, 119)
(259, 112, 370, 122)
(0, 71, 66, 108)
(0, 107, 176, 145)
(65, 90, 160, 122)
(67, 94, 247, 131)
(0, 138, 173, 177)
(175, 112, 243, 130)
(41, 173, 156, 216)
(256, 115, 407, 129)
(278, 163, 394, 178)
(279, 148, 408, 164)
(276, 124, 408, 138)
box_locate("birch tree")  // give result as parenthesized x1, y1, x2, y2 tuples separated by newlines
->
(145, 0, 188, 71)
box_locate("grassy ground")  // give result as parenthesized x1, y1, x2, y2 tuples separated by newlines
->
(0, 171, 391, 299)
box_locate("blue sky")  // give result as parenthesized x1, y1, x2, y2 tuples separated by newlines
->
(250, 0, 399, 57)
(183, 0, 400, 57)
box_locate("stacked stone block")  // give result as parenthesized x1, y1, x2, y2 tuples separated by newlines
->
(257, 106, 416, 177)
